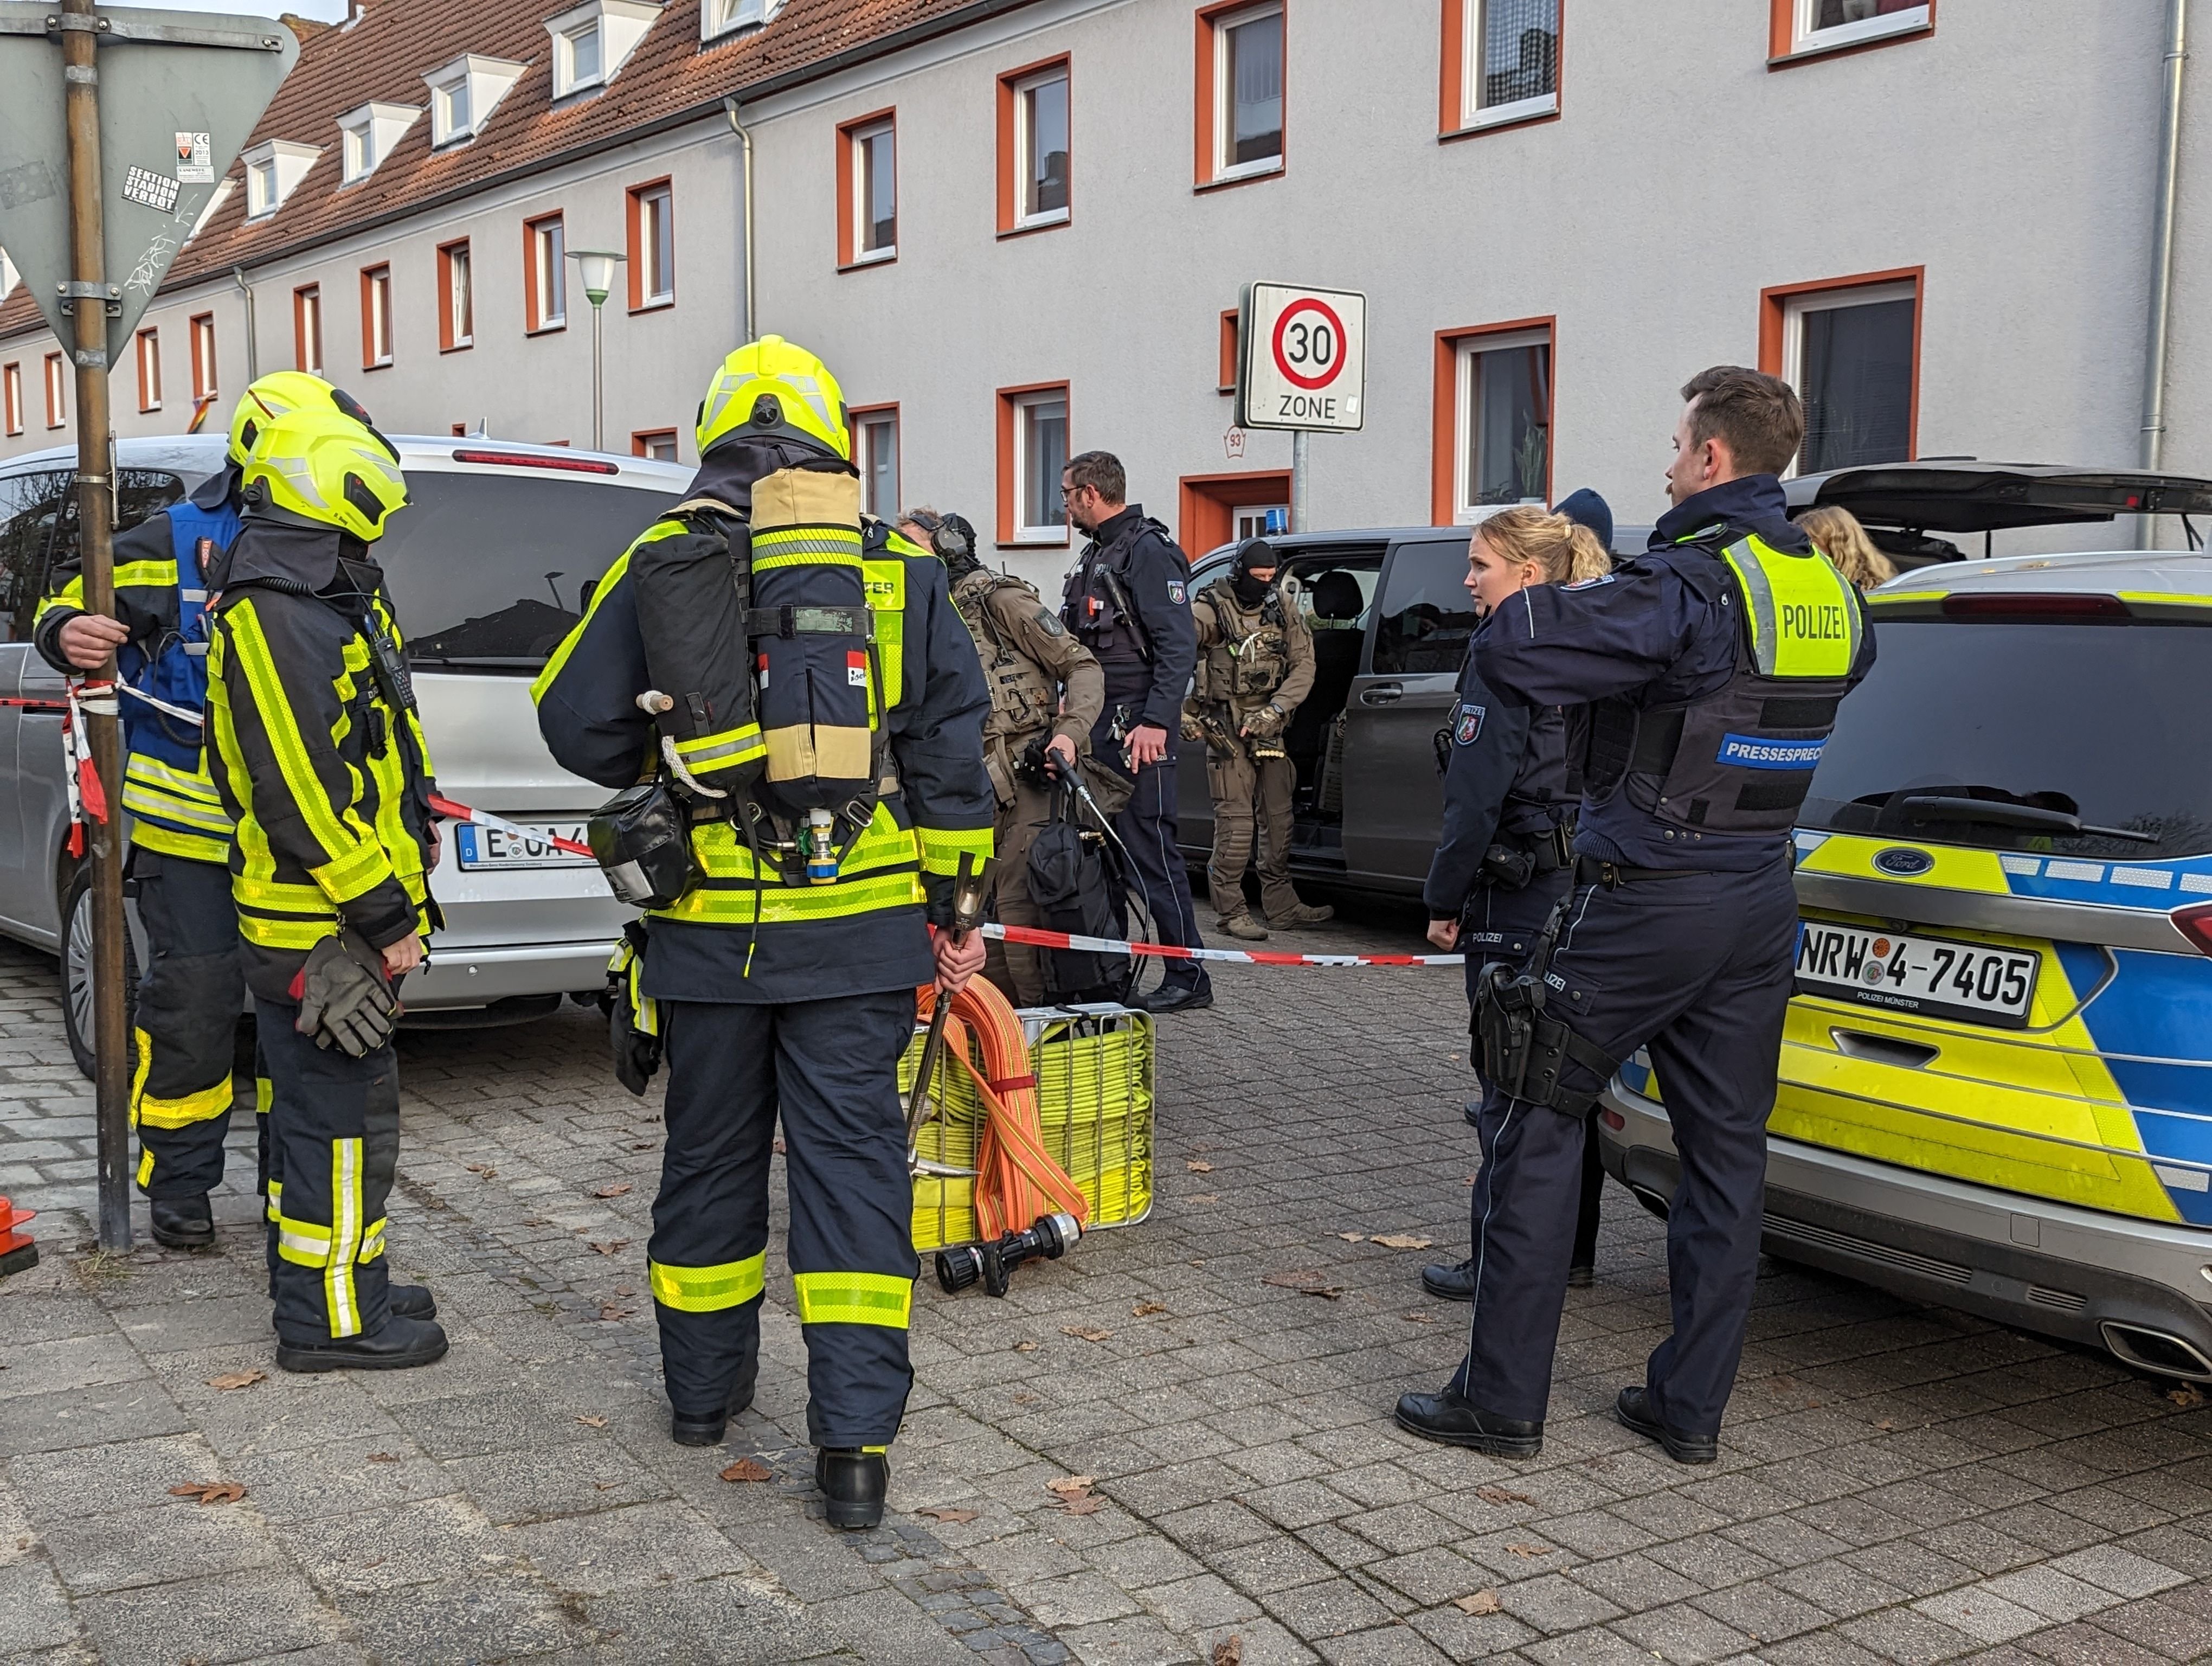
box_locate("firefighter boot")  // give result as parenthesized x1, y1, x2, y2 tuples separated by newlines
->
(150, 1193, 215, 1251)
(816, 1446, 889, 1530)
(670, 1351, 762, 1447)
(276, 1315, 449, 1374)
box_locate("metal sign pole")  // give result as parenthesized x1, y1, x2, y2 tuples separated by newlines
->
(1291, 430, 1311, 534)
(60, 0, 132, 1252)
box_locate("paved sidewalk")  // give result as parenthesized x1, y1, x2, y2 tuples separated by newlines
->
(1, 914, 2209, 1665)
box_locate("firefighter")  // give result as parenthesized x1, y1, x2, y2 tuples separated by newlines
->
(1184, 536, 1332, 940)
(205, 406, 445, 1370)
(532, 337, 994, 1531)
(903, 508, 1103, 1005)
(30, 371, 384, 1251)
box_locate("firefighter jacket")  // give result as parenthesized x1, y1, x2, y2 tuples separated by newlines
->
(532, 494, 995, 1005)
(34, 494, 242, 864)
(1188, 577, 1314, 735)
(203, 525, 438, 1002)
(950, 565, 1104, 809)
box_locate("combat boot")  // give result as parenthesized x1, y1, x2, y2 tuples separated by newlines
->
(816, 1446, 889, 1530)
(276, 1315, 448, 1374)
(1217, 911, 1269, 942)
(150, 1193, 215, 1251)
(1271, 902, 1335, 927)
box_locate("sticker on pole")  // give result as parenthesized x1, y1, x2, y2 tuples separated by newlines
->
(1238, 281, 1367, 433)
(176, 132, 214, 185)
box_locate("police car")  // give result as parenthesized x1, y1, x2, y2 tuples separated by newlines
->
(1598, 462, 2212, 1383)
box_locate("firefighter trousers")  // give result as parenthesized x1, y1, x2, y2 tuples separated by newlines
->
(129, 849, 246, 1199)
(256, 997, 400, 1344)
(650, 991, 919, 1449)
(1205, 749, 1300, 924)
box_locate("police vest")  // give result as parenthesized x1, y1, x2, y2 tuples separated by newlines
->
(1194, 582, 1291, 707)
(1585, 535, 1862, 837)
(1063, 515, 1176, 664)
(953, 568, 1060, 748)
(118, 499, 241, 863)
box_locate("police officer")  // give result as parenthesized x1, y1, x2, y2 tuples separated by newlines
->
(904, 508, 1103, 1007)
(1416, 502, 1609, 1304)
(1397, 368, 1873, 1463)
(533, 338, 993, 1531)
(1059, 451, 1211, 1015)
(1184, 537, 1331, 941)
(30, 370, 378, 1250)
(207, 407, 445, 1371)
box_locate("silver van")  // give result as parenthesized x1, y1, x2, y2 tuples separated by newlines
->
(0, 434, 683, 1070)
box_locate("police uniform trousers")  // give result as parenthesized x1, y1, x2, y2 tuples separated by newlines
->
(1091, 720, 1210, 997)
(128, 849, 247, 1199)
(983, 775, 1053, 1008)
(255, 996, 400, 1344)
(1451, 853, 1798, 1435)
(1205, 748, 1300, 925)
(1456, 872, 1601, 1270)
(650, 991, 918, 1448)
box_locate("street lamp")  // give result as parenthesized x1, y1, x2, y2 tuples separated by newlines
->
(566, 248, 626, 452)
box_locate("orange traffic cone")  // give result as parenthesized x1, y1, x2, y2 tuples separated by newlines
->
(0, 1196, 36, 1277)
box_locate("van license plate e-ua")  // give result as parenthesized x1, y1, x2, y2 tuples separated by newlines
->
(454, 822, 595, 870)
(1794, 921, 2039, 1028)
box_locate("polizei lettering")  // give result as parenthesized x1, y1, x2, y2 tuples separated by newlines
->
(1780, 600, 1847, 641)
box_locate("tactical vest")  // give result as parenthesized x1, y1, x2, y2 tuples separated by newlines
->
(1584, 535, 1861, 836)
(1063, 514, 1176, 663)
(953, 568, 1060, 748)
(1194, 581, 1291, 709)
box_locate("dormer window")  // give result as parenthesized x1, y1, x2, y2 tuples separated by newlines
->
(187, 178, 235, 242)
(240, 139, 323, 220)
(0, 248, 16, 296)
(423, 54, 527, 147)
(337, 101, 420, 185)
(546, 1, 658, 99)
(703, 0, 783, 41)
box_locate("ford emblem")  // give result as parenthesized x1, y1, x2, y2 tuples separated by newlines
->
(1874, 847, 1935, 877)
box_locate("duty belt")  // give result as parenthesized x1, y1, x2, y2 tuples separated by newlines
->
(1576, 856, 1700, 888)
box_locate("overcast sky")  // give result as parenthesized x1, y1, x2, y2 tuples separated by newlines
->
(126, 1, 351, 18)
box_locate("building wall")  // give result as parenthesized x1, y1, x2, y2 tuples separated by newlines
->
(0, 118, 745, 466)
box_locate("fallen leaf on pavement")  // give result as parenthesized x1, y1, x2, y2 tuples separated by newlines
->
(1401, 1312, 1433, 1324)
(465, 1164, 497, 1179)
(1058, 1495, 1102, 1515)
(632, 1141, 655, 1150)
(598, 1304, 631, 1321)
(205, 1369, 265, 1392)
(719, 1458, 772, 1483)
(921, 1507, 980, 1523)
(576, 1415, 608, 1428)
(1060, 1325, 1113, 1343)
(615, 1286, 635, 1297)
(1875, 1419, 1897, 1431)
(169, 1481, 245, 1505)
(1454, 1590, 1502, 1616)
(1012, 1392, 1041, 1405)
(1262, 1270, 1343, 1299)
(1369, 1234, 1433, 1251)
(1475, 1486, 1535, 1507)
(1044, 1476, 1095, 1496)
(1013, 1340, 1039, 1353)
(1212, 1638, 1243, 1666)
(1504, 1542, 1552, 1559)
(587, 1240, 627, 1256)
(1131, 1301, 1168, 1317)
(592, 1183, 632, 1199)
(366, 1453, 399, 1465)
(2169, 1385, 2204, 1407)
(1186, 1159, 1213, 1172)
(1335, 1232, 1365, 1242)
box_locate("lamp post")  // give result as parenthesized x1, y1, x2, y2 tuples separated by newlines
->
(567, 248, 626, 452)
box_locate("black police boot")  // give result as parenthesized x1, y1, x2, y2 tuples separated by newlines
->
(149, 1193, 215, 1251)
(1615, 1386, 1718, 1465)
(815, 1447, 889, 1530)
(1420, 1258, 1477, 1302)
(389, 1284, 438, 1320)
(1394, 1387, 1542, 1458)
(1140, 983, 1213, 1016)
(670, 1361, 761, 1447)
(276, 1315, 448, 1374)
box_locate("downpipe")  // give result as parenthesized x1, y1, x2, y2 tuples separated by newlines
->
(2139, 0, 2189, 548)
(723, 97, 756, 345)
(232, 265, 259, 382)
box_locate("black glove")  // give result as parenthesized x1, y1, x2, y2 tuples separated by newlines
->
(294, 931, 398, 1058)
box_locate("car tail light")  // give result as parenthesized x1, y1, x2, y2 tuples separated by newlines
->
(1942, 593, 2128, 620)
(2174, 902, 2212, 957)
(450, 448, 620, 475)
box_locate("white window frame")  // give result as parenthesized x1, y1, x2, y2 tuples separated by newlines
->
(531, 216, 568, 330)
(849, 119, 896, 264)
(638, 184, 675, 304)
(556, 20, 604, 95)
(1212, 2, 1285, 184)
(702, 0, 782, 42)
(1459, 0, 1559, 131)
(443, 243, 474, 350)
(1013, 390, 1070, 544)
(1232, 503, 1288, 542)
(0, 248, 17, 296)
(1013, 65, 1071, 230)
(337, 101, 420, 186)
(136, 328, 162, 413)
(190, 314, 217, 400)
(1778, 279, 1917, 478)
(296, 287, 324, 376)
(4, 364, 23, 437)
(855, 410, 900, 521)
(365, 267, 394, 367)
(1789, 0, 1930, 56)
(423, 55, 526, 148)
(240, 139, 321, 221)
(44, 352, 67, 428)
(1452, 325, 1552, 523)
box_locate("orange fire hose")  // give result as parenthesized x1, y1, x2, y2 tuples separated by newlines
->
(914, 979, 1089, 1239)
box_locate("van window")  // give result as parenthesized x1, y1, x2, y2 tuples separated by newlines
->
(1371, 537, 1475, 676)
(1805, 618, 2212, 860)
(375, 471, 681, 671)
(0, 469, 186, 641)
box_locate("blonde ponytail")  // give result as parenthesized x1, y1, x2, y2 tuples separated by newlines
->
(1475, 505, 1616, 586)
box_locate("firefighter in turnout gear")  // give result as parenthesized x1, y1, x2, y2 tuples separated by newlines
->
(29, 371, 383, 1250)
(904, 508, 1104, 1005)
(206, 407, 446, 1372)
(1185, 537, 1330, 941)
(531, 337, 994, 1531)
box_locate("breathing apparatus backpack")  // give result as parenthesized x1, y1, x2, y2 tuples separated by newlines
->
(599, 459, 884, 908)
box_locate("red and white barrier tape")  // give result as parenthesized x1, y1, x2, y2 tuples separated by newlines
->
(427, 794, 594, 858)
(985, 921, 1463, 969)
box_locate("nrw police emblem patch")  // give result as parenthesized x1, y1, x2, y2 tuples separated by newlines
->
(1454, 703, 1486, 746)
(1166, 580, 1186, 605)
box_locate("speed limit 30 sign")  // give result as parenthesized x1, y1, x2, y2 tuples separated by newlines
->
(1238, 281, 1368, 433)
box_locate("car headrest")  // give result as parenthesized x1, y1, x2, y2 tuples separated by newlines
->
(1309, 571, 1366, 621)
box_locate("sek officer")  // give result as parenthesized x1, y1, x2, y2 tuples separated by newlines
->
(1397, 368, 1873, 1464)
(1060, 451, 1211, 1015)
(1184, 537, 1332, 941)
(534, 338, 993, 1530)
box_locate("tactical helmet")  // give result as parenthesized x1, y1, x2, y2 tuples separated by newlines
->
(695, 335, 851, 462)
(229, 371, 392, 466)
(242, 408, 409, 543)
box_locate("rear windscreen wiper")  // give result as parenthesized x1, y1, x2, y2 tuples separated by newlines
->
(1899, 794, 2161, 845)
